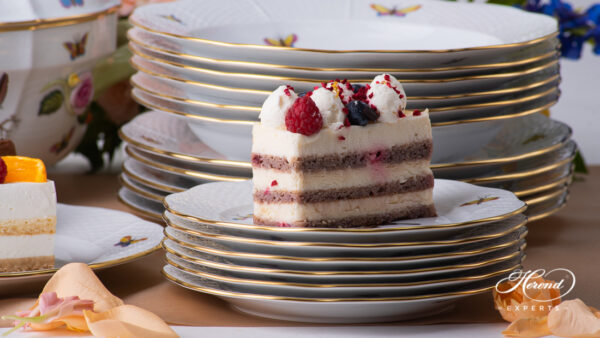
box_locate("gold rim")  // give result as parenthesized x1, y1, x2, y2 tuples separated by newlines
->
(163, 230, 526, 264)
(124, 145, 248, 182)
(122, 162, 184, 194)
(119, 173, 165, 203)
(130, 51, 561, 101)
(162, 268, 498, 302)
(131, 85, 558, 128)
(132, 78, 558, 113)
(463, 155, 574, 184)
(127, 30, 559, 72)
(130, 16, 558, 54)
(128, 39, 560, 84)
(514, 175, 572, 198)
(164, 215, 527, 248)
(523, 186, 568, 206)
(527, 200, 567, 222)
(165, 200, 527, 233)
(130, 61, 560, 113)
(164, 239, 526, 278)
(0, 6, 119, 32)
(117, 191, 163, 220)
(165, 254, 521, 288)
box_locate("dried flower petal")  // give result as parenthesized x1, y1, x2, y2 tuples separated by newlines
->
(548, 299, 600, 337)
(84, 305, 178, 338)
(42, 263, 123, 313)
(503, 317, 551, 337)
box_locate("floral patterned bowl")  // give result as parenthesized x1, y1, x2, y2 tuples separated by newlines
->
(0, 0, 119, 165)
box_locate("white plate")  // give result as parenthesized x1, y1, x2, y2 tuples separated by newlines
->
(130, 65, 560, 113)
(0, 204, 163, 294)
(527, 187, 569, 222)
(163, 237, 525, 284)
(165, 179, 525, 233)
(165, 252, 521, 298)
(162, 227, 526, 272)
(130, 0, 557, 68)
(118, 187, 163, 220)
(120, 111, 570, 169)
(162, 264, 498, 323)
(164, 207, 527, 244)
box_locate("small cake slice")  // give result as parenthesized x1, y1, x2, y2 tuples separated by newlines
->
(0, 150, 56, 272)
(252, 75, 436, 228)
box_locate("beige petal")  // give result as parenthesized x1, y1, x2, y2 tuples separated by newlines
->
(84, 305, 178, 338)
(42, 263, 123, 313)
(548, 299, 600, 338)
(503, 317, 551, 337)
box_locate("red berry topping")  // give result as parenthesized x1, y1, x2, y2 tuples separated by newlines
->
(398, 111, 406, 118)
(338, 136, 346, 141)
(384, 74, 391, 81)
(285, 96, 323, 136)
(283, 88, 291, 96)
(413, 109, 421, 116)
(353, 86, 369, 101)
(271, 180, 278, 187)
(0, 158, 6, 184)
(343, 117, 351, 127)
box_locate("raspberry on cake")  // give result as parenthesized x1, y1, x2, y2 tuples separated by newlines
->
(0, 148, 56, 272)
(251, 74, 436, 228)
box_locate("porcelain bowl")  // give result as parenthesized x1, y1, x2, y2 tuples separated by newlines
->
(0, 0, 119, 165)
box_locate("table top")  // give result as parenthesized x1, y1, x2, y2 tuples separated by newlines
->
(0, 166, 598, 331)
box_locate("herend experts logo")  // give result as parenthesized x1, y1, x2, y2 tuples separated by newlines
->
(496, 268, 576, 302)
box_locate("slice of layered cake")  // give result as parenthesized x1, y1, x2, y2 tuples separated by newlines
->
(0, 145, 56, 272)
(252, 74, 436, 228)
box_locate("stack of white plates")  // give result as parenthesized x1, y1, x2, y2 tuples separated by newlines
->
(119, 0, 573, 222)
(157, 180, 527, 323)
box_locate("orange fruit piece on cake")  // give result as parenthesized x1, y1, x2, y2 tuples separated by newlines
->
(1, 156, 47, 183)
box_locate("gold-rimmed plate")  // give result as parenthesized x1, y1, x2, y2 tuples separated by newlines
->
(0, 204, 163, 295)
(164, 251, 522, 298)
(163, 236, 525, 284)
(130, 0, 557, 69)
(164, 179, 526, 234)
(118, 187, 163, 221)
(128, 28, 559, 80)
(120, 111, 570, 172)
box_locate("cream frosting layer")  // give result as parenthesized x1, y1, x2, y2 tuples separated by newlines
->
(0, 181, 57, 222)
(253, 161, 432, 191)
(254, 189, 433, 223)
(0, 234, 54, 259)
(252, 114, 432, 158)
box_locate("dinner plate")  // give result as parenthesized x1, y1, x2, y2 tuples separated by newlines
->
(163, 237, 525, 284)
(120, 111, 570, 171)
(118, 187, 163, 220)
(164, 252, 522, 298)
(0, 204, 163, 294)
(127, 27, 559, 79)
(130, 69, 560, 124)
(129, 42, 561, 97)
(527, 188, 569, 222)
(130, 66, 560, 113)
(130, 0, 557, 68)
(162, 264, 500, 323)
(162, 227, 526, 271)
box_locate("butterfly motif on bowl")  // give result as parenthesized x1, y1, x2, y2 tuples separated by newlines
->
(370, 4, 422, 16)
(63, 33, 88, 60)
(114, 236, 148, 247)
(264, 34, 298, 47)
(50, 126, 75, 154)
(460, 196, 500, 207)
(60, 0, 84, 8)
(231, 213, 253, 221)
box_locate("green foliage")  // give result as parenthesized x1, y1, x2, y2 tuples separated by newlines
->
(573, 151, 588, 174)
(75, 102, 123, 172)
(486, 0, 526, 6)
(38, 90, 64, 116)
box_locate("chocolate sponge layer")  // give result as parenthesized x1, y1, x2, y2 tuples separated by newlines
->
(254, 174, 434, 203)
(251, 140, 432, 172)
